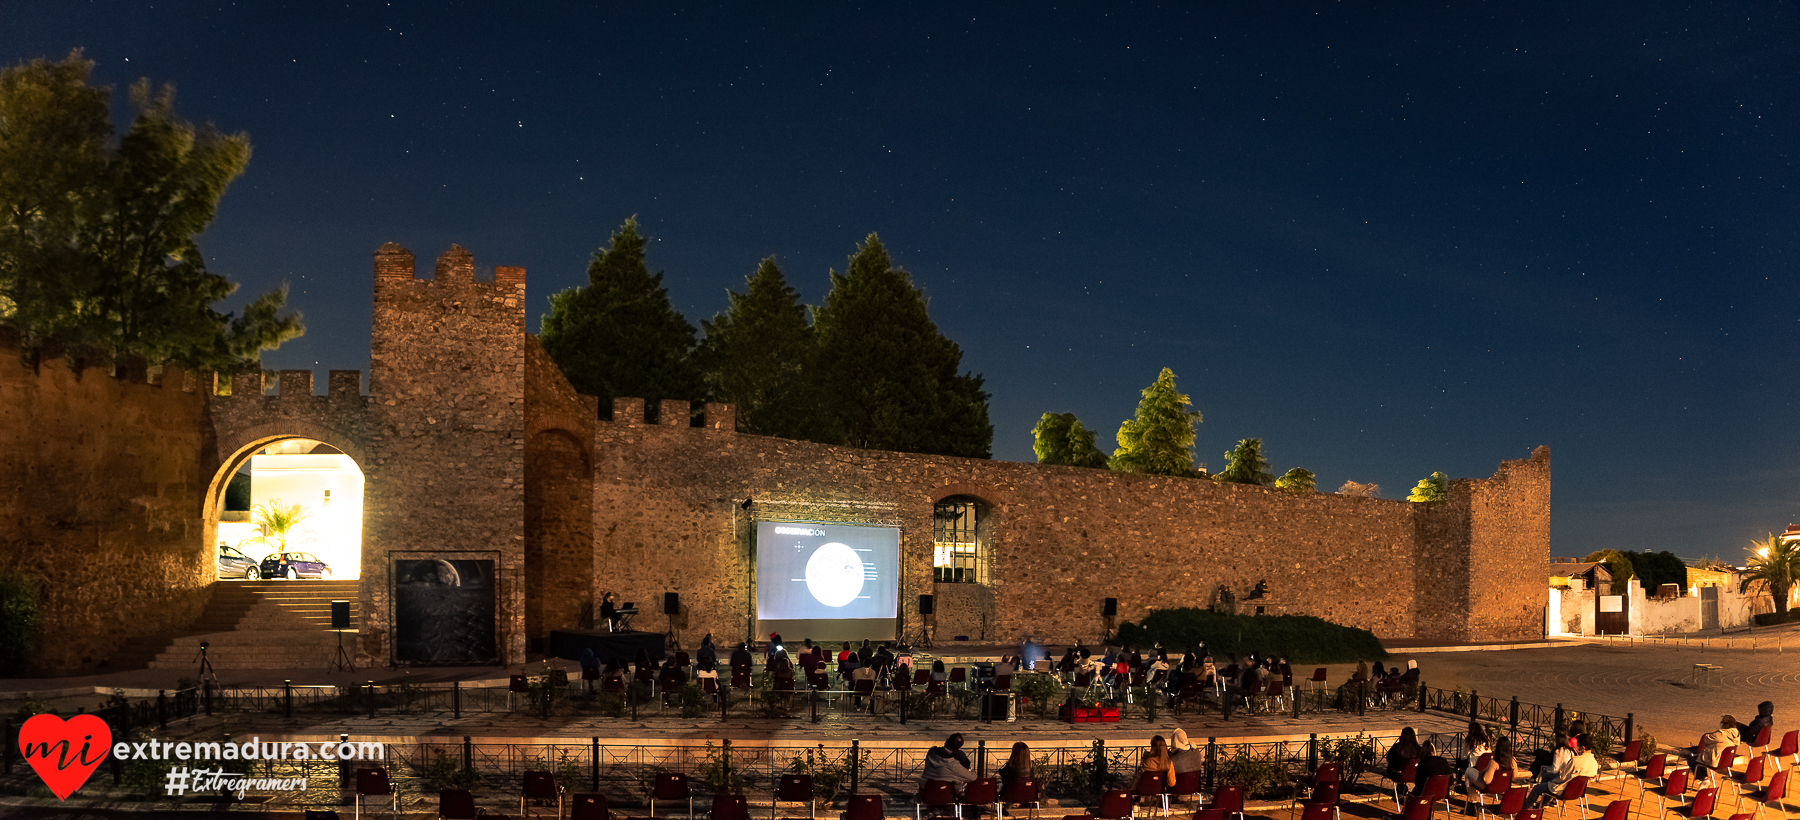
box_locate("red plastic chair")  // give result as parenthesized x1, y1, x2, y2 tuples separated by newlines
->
(918, 779, 959, 820)
(1741, 768, 1788, 819)
(1417, 774, 1451, 820)
(1293, 781, 1339, 820)
(729, 669, 750, 691)
(1171, 770, 1202, 806)
(1134, 772, 1170, 816)
(1097, 788, 1133, 820)
(1002, 776, 1042, 820)
(913, 669, 931, 687)
(843, 794, 883, 820)
(1515, 809, 1544, 820)
(1472, 770, 1514, 817)
(1298, 804, 1335, 820)
(522, 770, 561, 819)
(949, 667, 969, 689)
(1646, 768, 1690, 817)
(355, 766, 396, 819)
(1732, 755, 1770, 813)
(1632, 754, 1671, 801)
(1399, 795, 1437, 820)
(1308, 668, 1329, 690)
(1196, 784, 1245, 820)
(1551, 774, 1589, 820)
(1707, 748, 1742, 788)
(572, 793, 609, 820)
(1750, 728, 1773, 760)
(708, 794, 748, 820)
(1391, 760, 1419, 810)
(965, 778, 999, 818)
(651, 772, 693, 819)
(439, 789, 477, 820)
(1671, 787, 1718, 820)
(778, 774, 815, 820)
(1618, 740, 1643, 777)
(1313, 763, 1342, 787)
(1780, 732, 1800, 772)
(1488, 787, 1528, 820)
(1595, 799, 1629, 820)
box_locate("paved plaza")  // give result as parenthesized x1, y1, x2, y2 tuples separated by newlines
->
(4, 632, 1799, 818)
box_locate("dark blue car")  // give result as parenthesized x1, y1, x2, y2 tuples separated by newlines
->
(259, 550, 332, 580)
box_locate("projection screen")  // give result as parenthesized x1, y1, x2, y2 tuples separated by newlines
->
(755, 521, 899, 641)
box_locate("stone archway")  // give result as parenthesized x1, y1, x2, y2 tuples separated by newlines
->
(524, 428, 595, 644)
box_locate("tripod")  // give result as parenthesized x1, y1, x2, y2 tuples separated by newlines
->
(914, 615, 936, 649)
(329, 629, 356, 673)
(193, 642, 219, 687)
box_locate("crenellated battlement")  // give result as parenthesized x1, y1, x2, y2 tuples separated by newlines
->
(605, 397, 736, 431)
(0, 324, 218, 396)
(207, 368, 366, 406)
(372, 242, 526, 290)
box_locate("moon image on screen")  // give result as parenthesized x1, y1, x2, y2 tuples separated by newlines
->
(804, 542, 866, 607)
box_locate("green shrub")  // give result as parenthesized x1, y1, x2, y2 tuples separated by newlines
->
(1217, 746, 1288, 799)
(422, 748, 483, 790)
(0, 574, 38, 675)
(699, 740, 745, 794)
(1014, 672, 1063, 717)
(1116, 608, 1387, 664)
(1320, 733, 1378, 786)
(1753, 612, 1796, 627)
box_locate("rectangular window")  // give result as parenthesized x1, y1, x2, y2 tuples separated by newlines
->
(932, 499, 985, 584)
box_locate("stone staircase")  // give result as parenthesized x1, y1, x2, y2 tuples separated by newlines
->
(120, 580, 362, 670)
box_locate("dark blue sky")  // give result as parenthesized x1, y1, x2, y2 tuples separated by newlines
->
(5, 2, 1794, 562)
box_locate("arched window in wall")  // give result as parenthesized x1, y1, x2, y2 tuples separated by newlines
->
(932, 496, 988, 584)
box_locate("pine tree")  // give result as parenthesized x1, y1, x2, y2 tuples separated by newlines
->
(1216, 438, 1274, 486)
(693, 257, 817, 439)
(1110, 367, 1202, 476)
(811, 234, 992, 458)
(539, 217, 703, 415)
(1275, 467, 1316, 494)
(1032, 412, 1109, 468)
(1407, 471, 1448, 502)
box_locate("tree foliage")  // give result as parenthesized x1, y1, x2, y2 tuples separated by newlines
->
(1407, 471, 1448, 502)
(0, 52, 301, 370)
(1275, 467, 1316, 494)
(1585, 549, 1635, 592)
(1336, 480, 1379, 498)
(1216, 438, 1274, 486)
(1031, 411, 1109, 468)
(540, 216, 704, 416)
(251, 499, 306, 552)
(1110, 367, 1201, 476)
(1628, 550, 1688, 594)
(1740, 534, 1800, 617)
(693, 257, 816, 439)
(810, 234, 991, 458)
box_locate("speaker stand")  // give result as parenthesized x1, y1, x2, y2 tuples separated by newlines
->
(329, 629, 356, 673)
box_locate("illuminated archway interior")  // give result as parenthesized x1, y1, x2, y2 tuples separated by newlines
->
(216, 437, 365, 580)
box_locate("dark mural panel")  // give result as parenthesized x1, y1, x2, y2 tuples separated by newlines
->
(394, 559, 497, 664)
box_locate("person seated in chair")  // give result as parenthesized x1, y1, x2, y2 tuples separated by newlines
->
(1688, 715, 1740, 782)
(599, 592, 620, 632)
(1527, 734, 1595, 808)
(919, 733, 976, 798)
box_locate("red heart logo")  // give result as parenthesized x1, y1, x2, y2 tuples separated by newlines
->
(18, 714, 112, 800)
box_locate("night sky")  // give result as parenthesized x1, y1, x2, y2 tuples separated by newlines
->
(5, 3, 1794, 563)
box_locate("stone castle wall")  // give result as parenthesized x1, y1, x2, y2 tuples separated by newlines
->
(207, 243, 533, 664)
(0, 334, 215, 670)
(587, 407, 1553, 646)
(0, 236, 1553, 672)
